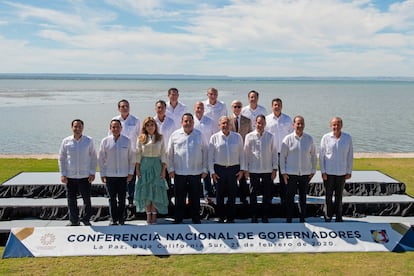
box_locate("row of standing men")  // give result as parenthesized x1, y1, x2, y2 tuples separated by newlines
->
(58, 88, 353, 226)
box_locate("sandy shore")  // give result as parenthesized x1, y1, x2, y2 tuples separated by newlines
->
(0, 154, 59, 159)
(1, 153, 414, 159)
(354, 152, 414, 158)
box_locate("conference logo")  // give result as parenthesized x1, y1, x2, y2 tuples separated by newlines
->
(371, 230, 389, 243)
(40, 233, 56, 246)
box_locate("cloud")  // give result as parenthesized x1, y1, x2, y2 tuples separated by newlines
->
(4, 1, 116, 33)
(104, 0, 191, 18)
(388, 0, 414, 31)
(105, 0, 161, 14)
(0, 0, 414, 76)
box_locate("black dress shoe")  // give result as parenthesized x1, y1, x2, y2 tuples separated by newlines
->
(286, 218, 292, 223)
(335, 218, 343, 222)
(325, 218, 332, 222)
(110, 221, 118, 226)
(218, 218, 225, 223)
(192, 220, 201, 224)
(262, 217, 269, 223)
(66, 222, 80, 226)
(173, 220, 182, 224)
(300, 218, 306, 223)
(251, 217, 258, 223)
(226, 219, 235, 223)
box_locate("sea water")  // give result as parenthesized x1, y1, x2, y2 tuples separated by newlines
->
(0, 76, 412, 154)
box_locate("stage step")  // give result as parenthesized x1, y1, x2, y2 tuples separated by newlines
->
(1, 194, 414, 220)
(0, 171, 413, 221)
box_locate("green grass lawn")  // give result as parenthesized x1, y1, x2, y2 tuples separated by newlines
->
(1, 251, 414, 275)
(0, 158, 57, 183)
(1, 158, 414, 275)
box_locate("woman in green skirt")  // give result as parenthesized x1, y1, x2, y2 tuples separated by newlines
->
(134, 117, 169, 224)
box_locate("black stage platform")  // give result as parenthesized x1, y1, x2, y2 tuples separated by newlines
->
(1, 171, 413, 222)
(1, 171, 414, 246)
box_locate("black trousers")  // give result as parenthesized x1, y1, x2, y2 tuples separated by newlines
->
(202, 172, 215, 197)
(66, 177, 92, 224)
(165, 168, 174, 201)
(174, 174, 201, 223)
(237, 175, 249, 203)
(286, 175, 309, 221)
(277, 153, 287, 216)
(324, 174, 346, 221)
(214, 164, 239, 221)
(127, 168, 136, 203)
(249, 173, 273, 219)
(105, 177, 127, 224)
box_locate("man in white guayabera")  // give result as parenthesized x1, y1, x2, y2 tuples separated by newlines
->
(320, 117, 353, 223)
(59, 119, 97, 226)
(111, 99, 140, 208)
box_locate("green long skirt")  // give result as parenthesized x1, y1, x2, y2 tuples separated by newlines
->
(134, 157, 169, 214)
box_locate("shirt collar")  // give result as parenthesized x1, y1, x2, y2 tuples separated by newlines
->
(72, 135, 83, 141)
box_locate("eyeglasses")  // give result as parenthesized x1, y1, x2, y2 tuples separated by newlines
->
(233, 105, 242, 108)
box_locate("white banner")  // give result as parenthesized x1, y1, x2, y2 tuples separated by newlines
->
(3, 222, 414, 258)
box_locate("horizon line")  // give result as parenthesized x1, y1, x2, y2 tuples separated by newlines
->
(1, 73, 414, 81)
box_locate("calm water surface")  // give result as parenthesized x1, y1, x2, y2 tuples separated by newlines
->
(0, 78, 412, 154)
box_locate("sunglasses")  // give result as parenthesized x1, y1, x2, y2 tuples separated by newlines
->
(233, 105, 242, 108)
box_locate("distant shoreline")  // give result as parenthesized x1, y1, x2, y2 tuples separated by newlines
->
(1, 73, 414, 82)
(1, 153, 414, 159)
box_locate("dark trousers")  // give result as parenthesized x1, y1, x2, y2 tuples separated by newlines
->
(66, 178, 92, 224)
(127, 168, 136, 204)
(324, 175, 346, 221)
(278, 169, 287, 204)
(202, 172, 215, 197)
(249, 173, 273, 219)
(105, 177, 127, 224)
(237, 175, 249, 203)
(277, 153, 287, 216)
(214, 164, 239, 221)
(286, 175, 310, 221)
(174, 174, 201, 223)
(165, 168, 174, 200)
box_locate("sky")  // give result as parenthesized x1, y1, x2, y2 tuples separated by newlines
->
(0, 0, 413, 77)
